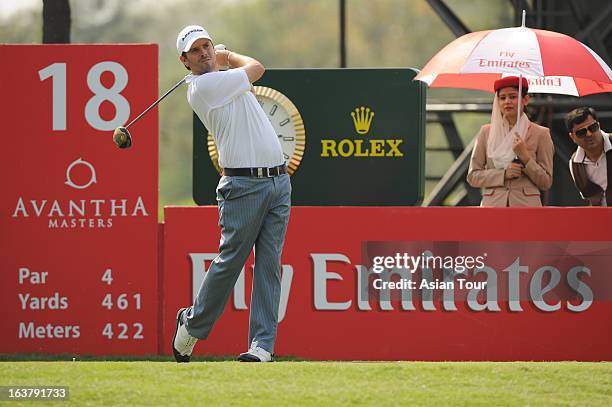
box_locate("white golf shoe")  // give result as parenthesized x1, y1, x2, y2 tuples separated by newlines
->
(238, 341, 273, 362)
(172, 308, 197, 363)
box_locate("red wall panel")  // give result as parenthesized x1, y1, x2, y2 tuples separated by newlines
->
(162, 207, 612, 360)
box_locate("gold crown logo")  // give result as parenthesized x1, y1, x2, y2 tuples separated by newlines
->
(351, 106, 374, 134)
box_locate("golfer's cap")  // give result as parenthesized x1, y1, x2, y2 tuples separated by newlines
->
(177, 25, 213, 54)
(494, 76, 529, 93)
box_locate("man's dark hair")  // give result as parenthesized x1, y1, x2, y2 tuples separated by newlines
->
(566, 107, 598, 132)
(181, 52, 190, 71)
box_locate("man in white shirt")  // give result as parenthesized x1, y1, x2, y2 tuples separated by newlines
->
(172, 25, 291, 362)
(566, 107, 611, 206)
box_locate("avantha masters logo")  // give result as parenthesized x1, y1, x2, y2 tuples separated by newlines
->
(11, 158, 149, 229)
(321, 106, 404, 158)
(65, 158, 97, 190)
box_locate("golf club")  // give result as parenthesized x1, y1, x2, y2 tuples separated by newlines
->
(113, 44, 226, 148)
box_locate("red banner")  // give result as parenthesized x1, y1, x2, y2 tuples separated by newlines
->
(162, 207, 612, 361)
(0, 45, 158, 354)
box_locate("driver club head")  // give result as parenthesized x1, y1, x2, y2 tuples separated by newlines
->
(113, 126, 132, 149)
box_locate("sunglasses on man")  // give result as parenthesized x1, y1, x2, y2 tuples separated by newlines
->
(573, 121, 600, 138)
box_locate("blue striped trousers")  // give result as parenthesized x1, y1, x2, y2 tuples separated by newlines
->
(184, 173, 291, 353)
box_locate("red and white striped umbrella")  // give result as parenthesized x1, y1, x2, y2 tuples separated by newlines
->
(415, 25, 612, 96)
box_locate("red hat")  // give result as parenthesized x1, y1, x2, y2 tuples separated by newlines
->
(494, 76, 529, 93)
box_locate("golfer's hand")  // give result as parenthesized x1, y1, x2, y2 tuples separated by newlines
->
(512, 134, 530, 164)
(504, 162, 523, 179)
(215, 49, 231, 70)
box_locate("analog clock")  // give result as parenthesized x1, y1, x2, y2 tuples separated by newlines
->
(207, 86, 306, 175)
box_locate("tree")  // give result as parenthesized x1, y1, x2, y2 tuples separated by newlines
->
(43, 0, 70, 43)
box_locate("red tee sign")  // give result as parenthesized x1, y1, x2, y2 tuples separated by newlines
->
(0, 45, 158, 355)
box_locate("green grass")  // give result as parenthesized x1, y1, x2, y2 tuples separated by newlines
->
(0, 362, 610, 406)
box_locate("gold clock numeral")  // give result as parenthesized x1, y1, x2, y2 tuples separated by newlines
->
(270, 105, 278, 116)
(279, 118, 290, 126)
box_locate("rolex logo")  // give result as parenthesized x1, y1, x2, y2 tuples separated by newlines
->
(320, 105, 403, 158)
(351, 106, 374, 134)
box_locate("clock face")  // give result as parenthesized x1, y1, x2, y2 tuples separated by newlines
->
(207, 86, 306, 175)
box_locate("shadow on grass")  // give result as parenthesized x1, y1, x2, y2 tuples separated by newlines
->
(0, 353, 307, 362)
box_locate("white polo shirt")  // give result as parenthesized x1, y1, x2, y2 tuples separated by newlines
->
(570, 132, 611, 206)
(185, 69, 283, 169)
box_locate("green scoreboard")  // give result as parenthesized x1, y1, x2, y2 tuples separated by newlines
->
(193, 68, 426, 205)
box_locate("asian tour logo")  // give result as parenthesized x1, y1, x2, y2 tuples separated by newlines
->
(11, 158, 149, 229)
(320, 106, 404, 158)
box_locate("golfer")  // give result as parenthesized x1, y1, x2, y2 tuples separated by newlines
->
(172, 25, 291, 362)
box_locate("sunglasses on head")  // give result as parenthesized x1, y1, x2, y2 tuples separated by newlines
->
(574, 122, 600, 138)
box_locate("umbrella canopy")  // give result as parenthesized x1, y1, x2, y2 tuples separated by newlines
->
(415, 26, 612, 96)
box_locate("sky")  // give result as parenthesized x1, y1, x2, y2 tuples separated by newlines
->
(0, 0, 162, 19)
(0, 0, 38, 18)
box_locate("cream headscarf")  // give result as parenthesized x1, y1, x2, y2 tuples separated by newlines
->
(486, 95, 529, 169)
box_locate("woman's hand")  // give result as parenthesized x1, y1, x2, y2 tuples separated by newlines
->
(504, 162, 523, 179)
(512, 134, 531, 164)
